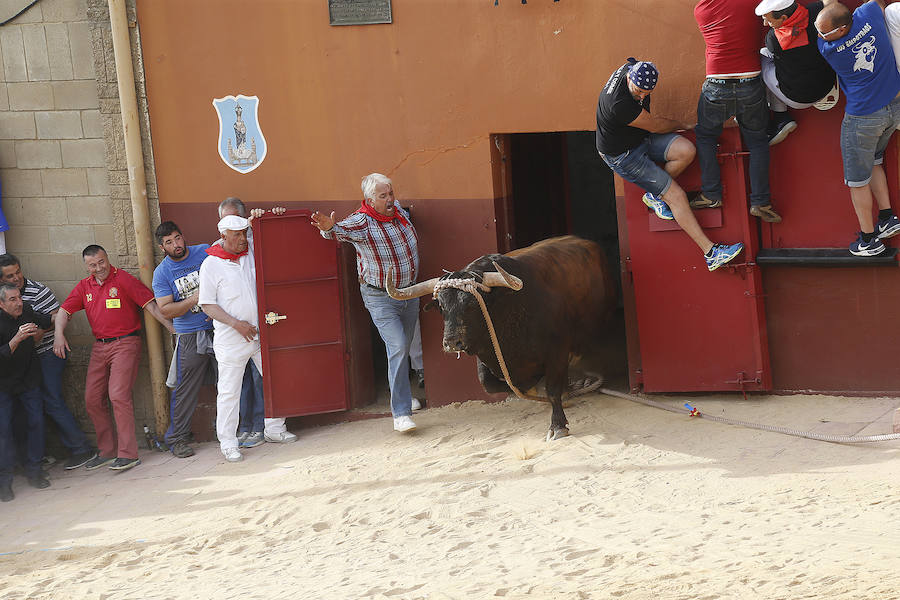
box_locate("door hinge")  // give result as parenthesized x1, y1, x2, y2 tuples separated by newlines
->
(725, 370, 763, 400)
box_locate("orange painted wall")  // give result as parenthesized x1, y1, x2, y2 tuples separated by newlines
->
(137, 0, 707, 205)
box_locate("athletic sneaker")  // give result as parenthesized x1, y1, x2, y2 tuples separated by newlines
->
(689, 193, 722, 209)
(170, 440, 195, 458)
(850, 233, 886, 257)
(705, 242, 744, 271)
(768, 112, 797, 146)
(393, 416, 417, 433)
(223, 448, 243, 462)
(240, 431, 265, 448)
(876, 215, 900, 239)
(264, 431, 298, 443)
(641, 193, 675, 220)
(411, 398, 422, 411)
(109, 457, 141, 472)
(749, 204, 782, 223)
(65, 450, 98, 470)
(84, 455, 116, 471)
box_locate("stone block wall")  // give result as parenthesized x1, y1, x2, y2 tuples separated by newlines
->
(0, 0, 164, 450)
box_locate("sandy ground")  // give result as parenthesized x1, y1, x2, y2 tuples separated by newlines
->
(2, 391, 900, 600)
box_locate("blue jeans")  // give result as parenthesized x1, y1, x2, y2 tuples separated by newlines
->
(360, 285, 419, 418)
(695, 77, 771, 207)
(600, 133, 679, 197)
(840, 94, 900, 186)
(238, 360, 264, 434)
(39, 350, 91, 455)
(0, 387, 44, 485)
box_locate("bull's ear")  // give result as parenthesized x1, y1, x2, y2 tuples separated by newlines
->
(423, 299, 440, 312)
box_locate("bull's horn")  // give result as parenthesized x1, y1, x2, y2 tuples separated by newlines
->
(483, 261, 523, 291)
(385, 267, 439, 300)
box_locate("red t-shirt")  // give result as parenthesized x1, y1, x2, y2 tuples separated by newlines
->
(695, 0, 766, 77)
(60, 267, 154, 339)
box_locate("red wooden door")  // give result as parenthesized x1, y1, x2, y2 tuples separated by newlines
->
(253, 210, 349, 416)
(620, 128, 772, 393)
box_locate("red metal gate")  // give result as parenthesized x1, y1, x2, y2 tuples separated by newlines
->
(253, 210, 350, 416)
(620, 128, 771, 393)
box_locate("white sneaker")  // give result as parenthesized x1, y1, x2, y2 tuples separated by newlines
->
(264, 431, 298, 443)
(393, 416, 417, 432)
(223, 448, 243, 462)
(411, 398, 422, 411)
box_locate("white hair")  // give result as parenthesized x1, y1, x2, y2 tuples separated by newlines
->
(218, 197, 247, 218)
(361, 173, 392, 201)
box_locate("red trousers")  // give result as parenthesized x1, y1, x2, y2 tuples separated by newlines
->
(84, 336, 142, 459)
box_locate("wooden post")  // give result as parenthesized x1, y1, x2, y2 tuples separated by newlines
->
(108, 0, 170, 437)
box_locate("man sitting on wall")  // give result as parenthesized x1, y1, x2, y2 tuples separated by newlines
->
(815, 0, 900, 256)
(756, 0, 839, 145)
(595, 58, 744, 272)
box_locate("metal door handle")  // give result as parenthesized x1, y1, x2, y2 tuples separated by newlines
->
(265, 311, 287, 325)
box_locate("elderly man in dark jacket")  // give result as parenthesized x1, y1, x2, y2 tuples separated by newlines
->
(0, 282, 53, 502)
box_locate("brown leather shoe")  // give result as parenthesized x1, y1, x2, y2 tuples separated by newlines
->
(689, 193, 722, 209)
(750, 204, 782, 223)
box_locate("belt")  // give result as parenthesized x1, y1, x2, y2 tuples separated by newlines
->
(96, 330, 139, 343)
(363, 283, 386, 292)
(706, 75, 760, 84)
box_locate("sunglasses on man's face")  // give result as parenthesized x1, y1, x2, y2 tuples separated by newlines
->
(817, 24, 844, 39)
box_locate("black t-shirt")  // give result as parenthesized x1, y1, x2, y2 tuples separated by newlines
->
(595, 62, 650, 156)
(766, 2, 835, 103)
(0, 303, 51, 394)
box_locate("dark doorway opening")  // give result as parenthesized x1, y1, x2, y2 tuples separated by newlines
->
(494, 131, 627, 389)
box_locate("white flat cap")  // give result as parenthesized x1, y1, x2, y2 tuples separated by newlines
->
(755, 0, 794, 16)
(217, 214, 249, 233)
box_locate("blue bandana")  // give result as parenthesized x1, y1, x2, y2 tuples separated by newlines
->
(627, 61, 659, 91)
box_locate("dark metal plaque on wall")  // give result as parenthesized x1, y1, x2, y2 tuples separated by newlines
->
(329, 0, 392, 26)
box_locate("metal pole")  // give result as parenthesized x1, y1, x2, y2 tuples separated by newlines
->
(107, 0, 169, 436)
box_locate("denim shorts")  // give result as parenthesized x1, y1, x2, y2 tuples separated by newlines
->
(841, 95, 900, 187)
(599, 133, 679, 197)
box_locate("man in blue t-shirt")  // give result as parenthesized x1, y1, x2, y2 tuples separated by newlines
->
(816, 0, 900, 256)
(152, 221, 217, 458)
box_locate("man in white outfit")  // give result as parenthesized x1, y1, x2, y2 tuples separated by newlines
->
(198, 215, 295, 462)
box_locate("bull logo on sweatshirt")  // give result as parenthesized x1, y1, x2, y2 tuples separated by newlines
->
(853, 36, 877, 73)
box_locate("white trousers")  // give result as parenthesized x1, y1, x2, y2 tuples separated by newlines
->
(213, 338, 285, 452)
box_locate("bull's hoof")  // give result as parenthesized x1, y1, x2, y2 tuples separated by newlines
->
(546, 427, 569, 442)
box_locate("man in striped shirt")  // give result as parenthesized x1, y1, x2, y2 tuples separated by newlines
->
(0, 254, 97, 470)
(311, 173, 421, 433)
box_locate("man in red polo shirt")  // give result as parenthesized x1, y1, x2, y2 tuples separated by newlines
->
(53, 245, 173, 472)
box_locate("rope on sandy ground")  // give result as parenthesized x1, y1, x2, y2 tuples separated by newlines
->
(441, 277, 900, 444)
(599, 387, 900, 444)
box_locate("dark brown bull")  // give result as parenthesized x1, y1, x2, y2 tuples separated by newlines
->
(386, 235, 616, 440)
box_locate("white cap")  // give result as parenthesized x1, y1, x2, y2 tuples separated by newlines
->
(755, 0, 794, 16)
(217, 215, 249, 234)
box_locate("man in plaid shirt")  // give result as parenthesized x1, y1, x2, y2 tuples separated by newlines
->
(311, 173, 421, 433)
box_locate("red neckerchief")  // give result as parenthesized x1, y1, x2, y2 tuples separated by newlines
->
(774, 5, 809, 51)
(356, 200, 410, 227)
(206, 244, 248, 262)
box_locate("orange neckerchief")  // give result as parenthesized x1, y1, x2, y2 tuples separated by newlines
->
(774, 5, 810, 51)
(357, 200, 410, 227)
(206, 244, 248, 262)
